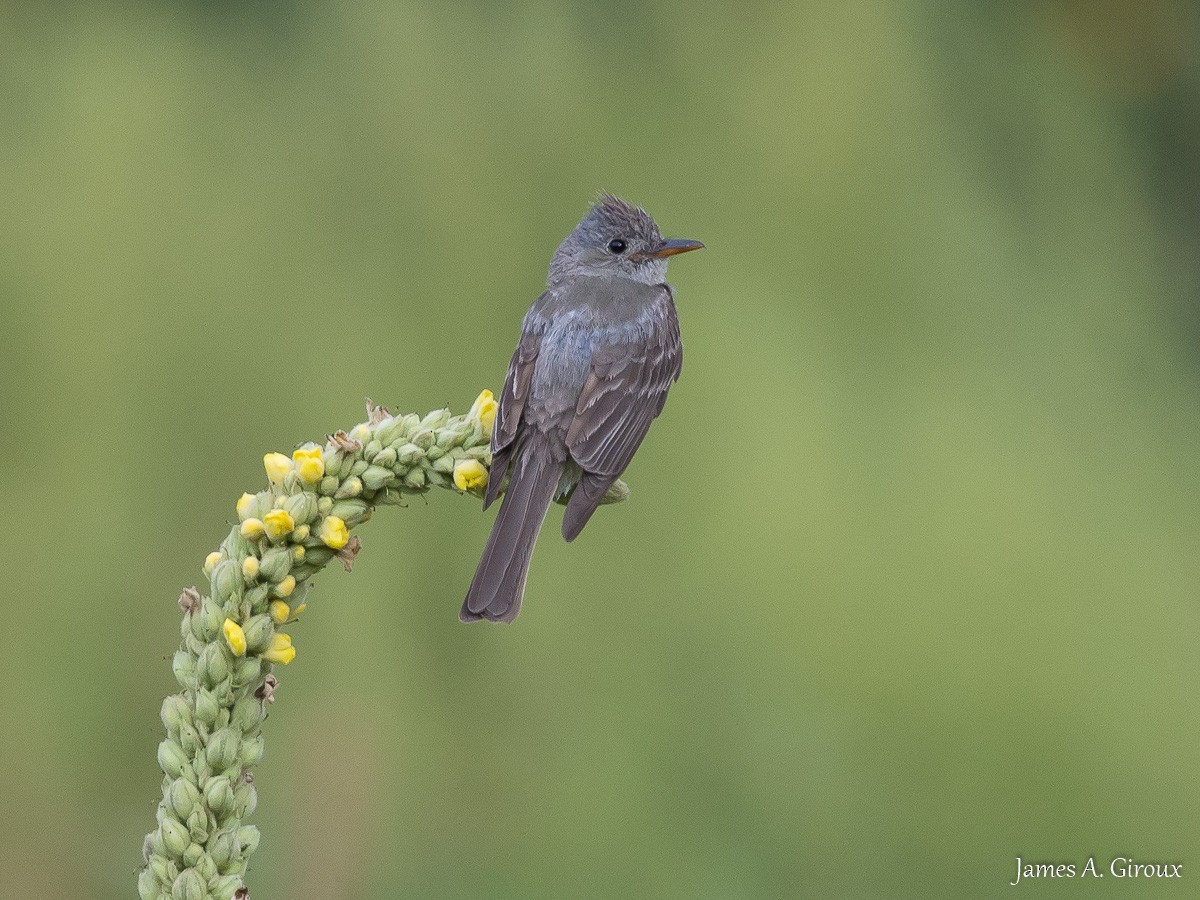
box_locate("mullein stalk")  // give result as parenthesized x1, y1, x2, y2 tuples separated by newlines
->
(139, 392, 625, 899)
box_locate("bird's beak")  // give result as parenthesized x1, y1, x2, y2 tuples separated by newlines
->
(632, 238, 705, 260)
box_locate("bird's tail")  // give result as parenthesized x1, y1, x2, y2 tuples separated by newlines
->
(461, 437, 562, 623)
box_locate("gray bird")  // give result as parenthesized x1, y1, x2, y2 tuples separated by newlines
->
(461, 194, 703, 623)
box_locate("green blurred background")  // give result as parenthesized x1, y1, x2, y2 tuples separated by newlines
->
(2, 2, 1198, 897)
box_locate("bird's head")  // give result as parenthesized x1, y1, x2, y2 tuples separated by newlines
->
(548, 193, 703, 286)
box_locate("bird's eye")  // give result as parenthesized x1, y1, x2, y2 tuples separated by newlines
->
(607, 238, 627, 254)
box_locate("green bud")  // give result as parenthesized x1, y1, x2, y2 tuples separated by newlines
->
(258, 547, 292, 582)
(177, 721, 202, 756)
(430, 453, 456, 474)
(210, 560, 244, 606)
(196, 643, 231, 689)
(346, 459, 367, 478)
(330, 498, 371, 526)
(420, 407, 450, 429)
(160, 695, 191, 735)
(424, 469, 447, 487)
(233, 777, 257, 817)
(182, 844, 203, 869)
(465, 444, 490, 460)
(322, 447, 345, 478)
(207, 827, 238, 870)
(318, 474, 339, 495)
(411, 428, 435, 451)
(206, 728, 241, 772)
(239, 734, 265, 767)
(230, 695, 263, 734)
(290, 562, 319, 582)
(166, 778, 201, 822)
(374, 417, 407, 445)
(317, 496, 333, 515)
(602, 478, 631, 504)
(172, 651, 196, 689)
(138, 866, 162, 900)
(160, 816, 190, 858)
(303, 547, 334, 567)
(335, 475, 363, 499)
(393, 442, 423, 465)
(203, 776, 236, 818)
(283, 492, 318, 526)
(404, 466, 426, 489)
(198, 598, 224, 641)
(147, 825, 167, 858)
(237, 825, 261, 858)
(210, 875, 244, 900)
(436, 422, 469, 449)
(147, 853, 172, 886)
(157, 739, 189, 779)
(186, 806, 209, 844)
(363, 438, 382, 458)
(193, 689, 220, 729)
(424, 443, 445, 461)
(361, 465, 393, 491)
(244, 583, 271, 613)
(231, 656, 263, 688)
(193, 851, 218, 883)
(241, 614, 274, 653)
(398, 412, 421, 434)
(371, 445, 397, 468)
(171, 867, 205, 900)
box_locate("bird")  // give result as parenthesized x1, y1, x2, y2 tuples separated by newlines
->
(461, 194, 703, 623)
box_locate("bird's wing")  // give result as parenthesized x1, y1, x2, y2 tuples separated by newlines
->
(484, 292, 549, 509)
(565, 287, 683, 478)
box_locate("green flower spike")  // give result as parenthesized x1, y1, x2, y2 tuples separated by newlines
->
(139, 394, 630, 899)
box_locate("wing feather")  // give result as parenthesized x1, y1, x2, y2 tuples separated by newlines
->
(566, 288, 682, 478)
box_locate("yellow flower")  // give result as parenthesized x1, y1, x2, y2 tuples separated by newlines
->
(269, 600, 290, 624)
(293, 445, 325, 484)
(263, 452, 294, 486)
(236, 492, 256, 521)
(274, 575, 296, 598)
(469, 389, 498, 435)
(263, 633, 295, 665)
(242, 557, 260, 581)
(453, 458, 488, 491)
(240, 518, 266, 540)
(262, 508, 295, 541)
(317, 515, 349, 550)
(203, 551, 222, 575)
(223, 619, 247, 657)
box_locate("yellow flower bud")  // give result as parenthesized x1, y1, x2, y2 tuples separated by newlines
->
(269, 600, 290, 624)
(292, 545, 305, 563)
(274, 575, 296, 598)
(236, 492, 256, 520)
(263, 452, 294, 486)
(240, 518, 266, 540)
(263, 633, 295, 665)
(223, 619, 247, 657)
(262, 508, 295, 541)
(291, 602, 307, 618)
(317, 515, 349, 550)
(203, 551, 222, 575)
(349, 423, 372, 444)
(453, 458, 489, 491)
(293, 445, 325, 484)
(242, 557, 260, 581)
(292, 523, 310, 543)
